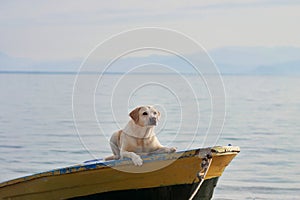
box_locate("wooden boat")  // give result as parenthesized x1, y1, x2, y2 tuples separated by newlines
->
(0, 146, 239, 200)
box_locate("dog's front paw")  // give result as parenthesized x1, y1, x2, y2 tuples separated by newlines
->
(132, 155, 143, 166)
(168, 147, 177, 153)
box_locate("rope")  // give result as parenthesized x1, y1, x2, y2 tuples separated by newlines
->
(188, 154, 212, 200)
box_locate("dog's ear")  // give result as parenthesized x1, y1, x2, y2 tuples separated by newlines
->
(157, 110, 161, 120)
(129, 107, 141, 123)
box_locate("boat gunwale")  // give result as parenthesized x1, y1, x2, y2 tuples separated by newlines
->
(0, 146, 240, 188)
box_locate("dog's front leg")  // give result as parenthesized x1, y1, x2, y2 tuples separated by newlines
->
(120, 151, 143, 166)
(151, 147, 177, 154)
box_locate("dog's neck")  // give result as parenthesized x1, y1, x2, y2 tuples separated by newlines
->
(123, 120, 155, 139)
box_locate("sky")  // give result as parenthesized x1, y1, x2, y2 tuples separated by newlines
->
(1, 0, 300, 61)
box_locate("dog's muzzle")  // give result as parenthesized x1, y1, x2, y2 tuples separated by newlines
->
(149, 117, 157, 126)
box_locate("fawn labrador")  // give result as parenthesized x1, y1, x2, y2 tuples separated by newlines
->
(105, 105, 176, 166)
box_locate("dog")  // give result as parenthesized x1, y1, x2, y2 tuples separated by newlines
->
(105, 105, 176, 166)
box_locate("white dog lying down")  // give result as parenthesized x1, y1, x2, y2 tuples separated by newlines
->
(105, 105, 176, 166)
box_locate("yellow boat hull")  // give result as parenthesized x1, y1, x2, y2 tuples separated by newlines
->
(0, 146, 239, 200)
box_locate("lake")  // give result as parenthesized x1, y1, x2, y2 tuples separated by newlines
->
(0, 73, 299, 199)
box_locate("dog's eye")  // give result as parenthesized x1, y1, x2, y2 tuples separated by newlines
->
(153, 112, 157, 115)
(142, 112, 148, 115)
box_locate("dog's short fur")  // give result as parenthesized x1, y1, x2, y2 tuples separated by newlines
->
(105, 105, 176, 166)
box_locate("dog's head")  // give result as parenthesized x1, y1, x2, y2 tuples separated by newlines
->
(129, 105, 160, 127)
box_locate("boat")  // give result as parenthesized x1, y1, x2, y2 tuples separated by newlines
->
(0, 145, 240, 200)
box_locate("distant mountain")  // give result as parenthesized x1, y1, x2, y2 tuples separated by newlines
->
(210, 46, 300, 75)
(1, 46, 300, 75)
(0, 52, 33, 69)
(252, 60, 300, 75)
(0, 51, 81, 72)
(31, 59, 82, 72)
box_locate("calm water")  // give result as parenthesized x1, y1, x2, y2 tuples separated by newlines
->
(0, 73, 299, 199)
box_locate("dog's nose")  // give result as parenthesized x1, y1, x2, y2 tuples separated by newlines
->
(149, 117, 157, 125)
